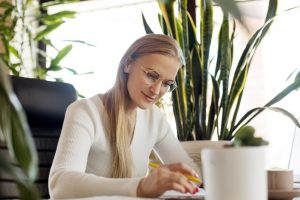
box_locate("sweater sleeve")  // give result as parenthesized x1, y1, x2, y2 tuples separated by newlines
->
(153, 109, 200, 176)
(48, 99, 141, 199)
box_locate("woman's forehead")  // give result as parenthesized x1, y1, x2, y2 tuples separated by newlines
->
(135, 54, 180, 79)
(135, 54, 181, 68)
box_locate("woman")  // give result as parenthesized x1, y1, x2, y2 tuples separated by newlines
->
(49, 34, 200, 199)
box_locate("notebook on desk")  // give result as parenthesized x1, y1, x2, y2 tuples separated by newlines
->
(288, 125, 300, 188)
(159, 189, 205, 200)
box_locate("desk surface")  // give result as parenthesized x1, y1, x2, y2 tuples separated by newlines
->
(52, 197, 300, 200)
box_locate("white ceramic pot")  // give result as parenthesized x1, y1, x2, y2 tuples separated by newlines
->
(181, 140, 230, 177)
(201, 147, 267, 200)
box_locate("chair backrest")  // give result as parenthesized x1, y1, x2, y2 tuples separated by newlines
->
(0, 76, 77, 199)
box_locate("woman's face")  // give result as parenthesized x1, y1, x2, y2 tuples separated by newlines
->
(124, 54, 180, 110)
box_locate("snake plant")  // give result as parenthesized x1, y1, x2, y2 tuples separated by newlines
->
(143, 0, 300, 141)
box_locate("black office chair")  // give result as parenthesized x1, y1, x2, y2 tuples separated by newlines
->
(0, 76, 77, 199)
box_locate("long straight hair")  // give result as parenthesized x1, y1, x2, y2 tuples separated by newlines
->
(102, 34, 185, 178)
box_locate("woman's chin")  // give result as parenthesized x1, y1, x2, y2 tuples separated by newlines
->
(138, 101, 155, 110)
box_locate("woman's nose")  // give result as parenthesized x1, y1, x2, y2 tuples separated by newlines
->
(150, 81, 162, 95)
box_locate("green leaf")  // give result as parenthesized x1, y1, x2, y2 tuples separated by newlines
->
(39, 11, 76, 24)
(0, 59, 38, 181)
(64, 67, 93, 75)
(62, 39, 96, 47)
(235, 126, 255, 141)
(199, 0, 214, 137)
(47, 64, 63, 72)
(265, 79, 300, 107)
(232, 125, 269, 147)
(64, 67, 77, 74)
(186, 13, 197, 51)
(295, 70, 300, 85)
(234, 105, 300, 135)
(158, 0, 177, 38)
(8, 45, 20, 59)
(218, 12, 231, 136)
(2, 6, 14, 21)
(51, 44, 72, 66)
(34, 21, 64, 41)
(207, 74, 220, 138)
(142, 12, 154, 34)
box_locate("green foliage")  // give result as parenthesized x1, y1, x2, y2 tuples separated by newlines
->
(0, 59, 40, 199)
(0, 0, 90, 81)
(143, 0, 300, 141)
(231, 125, 268, 147)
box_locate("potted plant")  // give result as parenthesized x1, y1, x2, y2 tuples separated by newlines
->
(202, 125, 269, 200)
(0, 59, 39, 199)
(143, 0, 300, 141)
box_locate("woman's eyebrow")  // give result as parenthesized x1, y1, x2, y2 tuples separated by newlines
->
(144, 66, 176, 81)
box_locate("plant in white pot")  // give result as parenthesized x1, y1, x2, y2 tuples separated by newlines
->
(202, 125, 269, 200)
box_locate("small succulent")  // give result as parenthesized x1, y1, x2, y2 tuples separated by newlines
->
(230, 125, 269, 147)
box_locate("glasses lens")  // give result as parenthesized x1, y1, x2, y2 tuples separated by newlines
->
(141, 66, 177, 92)
(168, 82, 177, 92)
(145, 71, 159, 84)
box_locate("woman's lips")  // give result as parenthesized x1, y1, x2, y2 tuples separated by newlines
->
(142, 92, 156, 102)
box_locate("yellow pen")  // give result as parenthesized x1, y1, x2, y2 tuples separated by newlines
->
(148, 162, 202, 185)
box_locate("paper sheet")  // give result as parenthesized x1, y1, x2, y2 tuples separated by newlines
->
(159, 188, 205, 199)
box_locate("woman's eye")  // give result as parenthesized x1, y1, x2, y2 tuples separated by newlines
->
(147, 72, 159, 81)
(163, 81, 174, 88)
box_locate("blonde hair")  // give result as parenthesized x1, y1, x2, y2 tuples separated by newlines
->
(102, 34, 184, 178)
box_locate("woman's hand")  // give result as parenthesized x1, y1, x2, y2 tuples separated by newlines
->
(136, 162, 200, 198)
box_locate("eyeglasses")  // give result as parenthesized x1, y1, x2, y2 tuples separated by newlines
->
(140, 65, 177, 92)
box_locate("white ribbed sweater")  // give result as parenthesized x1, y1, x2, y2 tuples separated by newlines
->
(48, 95, 197, 199)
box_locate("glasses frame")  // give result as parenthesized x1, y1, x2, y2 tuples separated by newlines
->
(139, 65, 177, 92)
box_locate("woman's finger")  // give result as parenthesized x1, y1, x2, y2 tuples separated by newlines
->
(162, 162, 199, 177)
(163, 171, 196, 193)
(137, 164, 199, 198)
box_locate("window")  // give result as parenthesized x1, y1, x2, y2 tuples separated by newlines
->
(48, 0, 161, 97)
(260, 1, 300, 168)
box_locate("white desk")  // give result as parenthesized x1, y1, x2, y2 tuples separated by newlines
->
(50, 190, 205, 200)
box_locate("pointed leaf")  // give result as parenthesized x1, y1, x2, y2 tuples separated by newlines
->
(0, 59, 38, 180)
(51, 44, 72, 66)
(142, 12, 154, 34)
(34, 21, 64, 41)
(63, 39, 96, 47)
(47, 64, 62, 72)
(8, 45, 20, 59)
(39, 11, 76, 24)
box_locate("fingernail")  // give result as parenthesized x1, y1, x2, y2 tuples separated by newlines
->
(192, 188, 197, 194)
